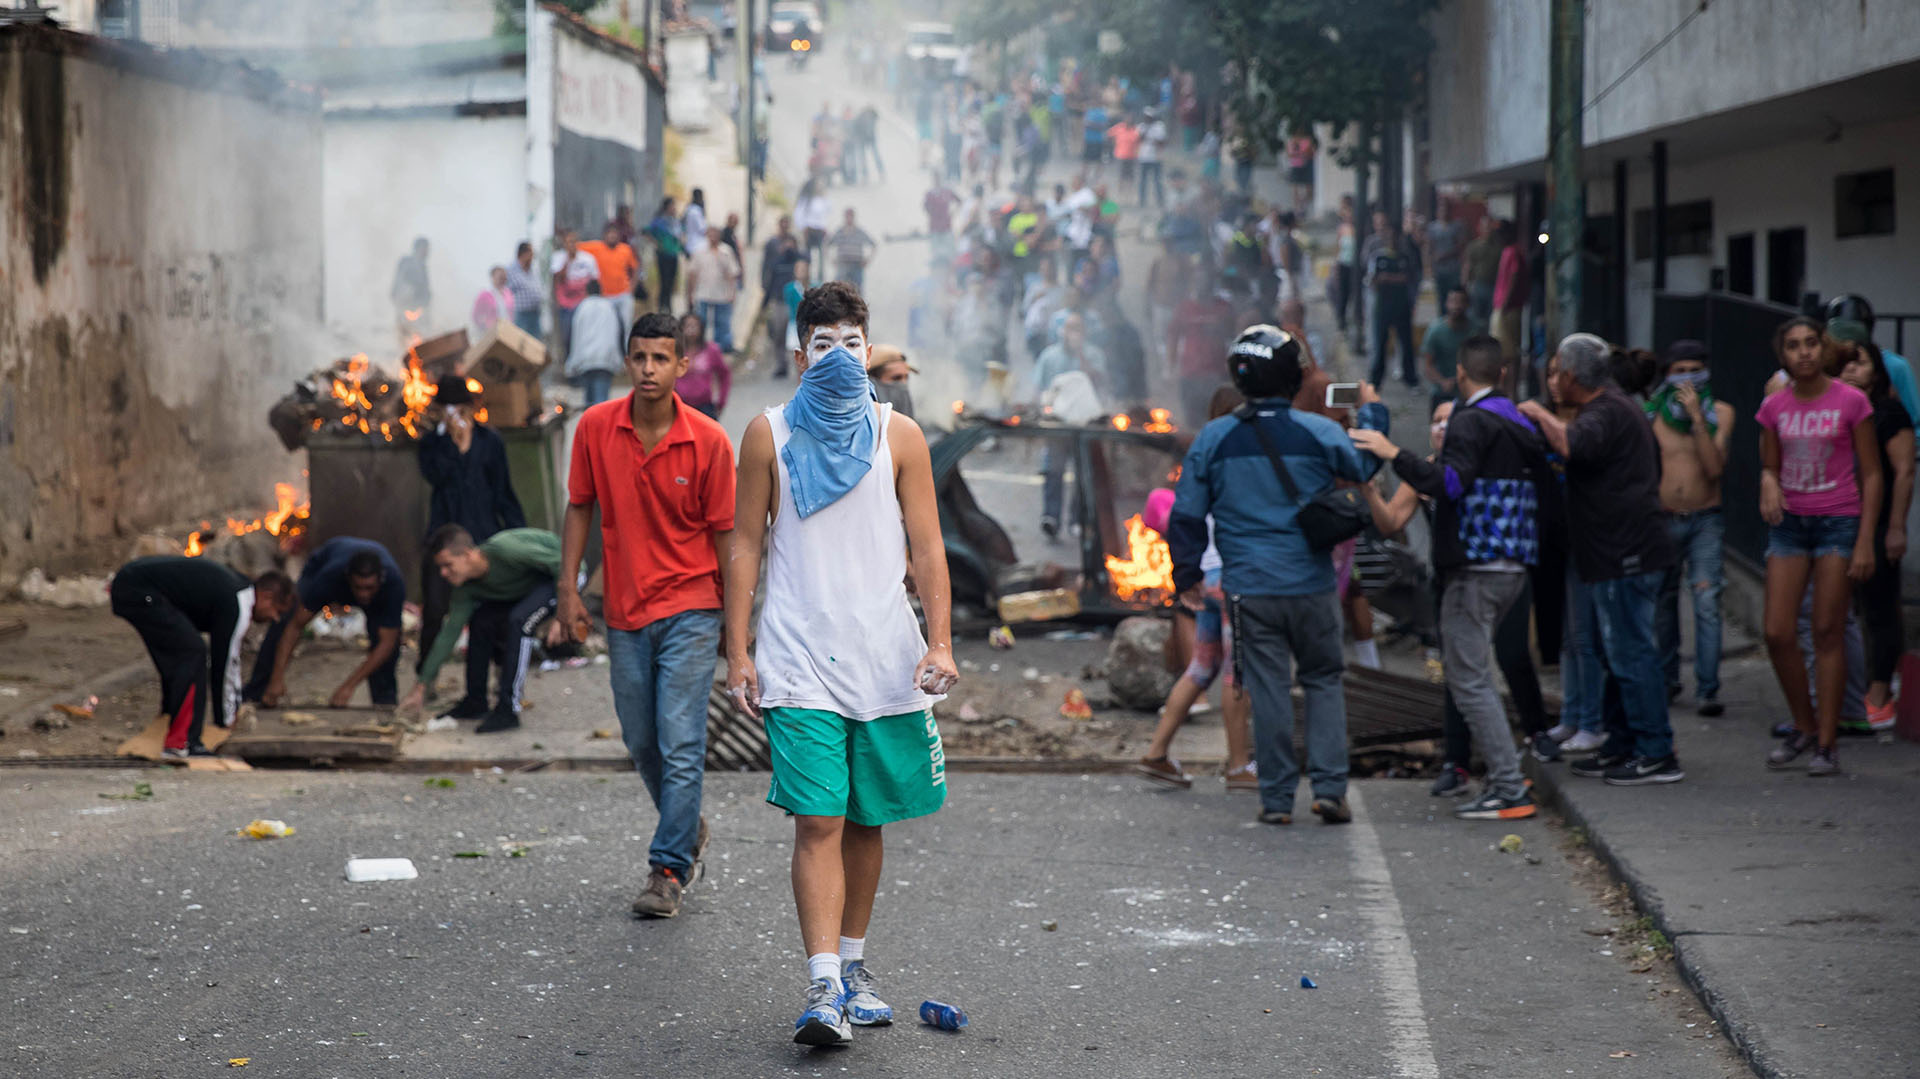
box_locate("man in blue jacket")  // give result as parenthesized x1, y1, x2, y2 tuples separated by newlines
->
(1168, 325, 1388, 826)
(1352, 335, 1547, 822)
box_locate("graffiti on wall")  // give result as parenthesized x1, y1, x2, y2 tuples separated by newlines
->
(555, 31, 650, 153)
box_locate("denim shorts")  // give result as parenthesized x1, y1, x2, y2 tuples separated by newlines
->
(1766, 513, 1860, 560)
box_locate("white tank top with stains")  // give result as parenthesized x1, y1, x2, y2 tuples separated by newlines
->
(756, 402, 938, 720)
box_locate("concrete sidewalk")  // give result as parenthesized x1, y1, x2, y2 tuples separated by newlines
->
(1526, 655, 1920, 1079)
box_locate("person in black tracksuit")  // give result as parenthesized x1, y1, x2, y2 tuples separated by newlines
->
(111, 557, 295, 758)
(416, 376, 526, 684)
(1352, 335, 1550, 821)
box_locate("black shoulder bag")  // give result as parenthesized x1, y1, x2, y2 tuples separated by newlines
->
(1234, 404, 1371, 550)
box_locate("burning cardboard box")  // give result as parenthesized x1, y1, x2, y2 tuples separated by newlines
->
(464, 321, 549, 428)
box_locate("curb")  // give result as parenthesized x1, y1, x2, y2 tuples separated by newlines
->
(0, 754, 1144, 775)
(1524, 757, 1774, 1079)
(4, 660, 153, 727)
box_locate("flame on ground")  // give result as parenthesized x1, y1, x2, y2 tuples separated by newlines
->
(1105, 514, 1176, 603)
(1144, 408, 1176, 434)
(1110, 414, 1131, 431)
(184, 531, 206, 557)
(189, 483, 310, 555)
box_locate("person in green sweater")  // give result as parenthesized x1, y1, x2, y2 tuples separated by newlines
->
(401, 525, 563, 733)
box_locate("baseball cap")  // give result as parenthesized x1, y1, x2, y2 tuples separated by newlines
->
(866, 345, 918, 374)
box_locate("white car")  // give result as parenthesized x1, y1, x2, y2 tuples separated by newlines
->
(904, 20, 958, 64)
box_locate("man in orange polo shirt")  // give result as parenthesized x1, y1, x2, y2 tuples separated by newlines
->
(557, 310, 735, 919)
(579, 222, 643, 334)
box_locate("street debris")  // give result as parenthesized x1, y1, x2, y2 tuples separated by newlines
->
(425, 777, 456, 789)
(54, 697, 97, 720)
(1059, 688, 1093, 720)
(1498, 834, 1524, 854)
(16, 568, 111, 608)
(280, 710, 321, 726)
(345, 858, 418, 882)
(998, 587, 1080, 624)
(987, 625, 1015, 650)
(1041, 919, 1058, 931)
(452, 851, 488, 859)
(956, 702, 983, 723)
(100, 782, 154, 801)
(1609, 1051, 1635, 1058)
(1106, 617, 1174, 709)
(589, 728, 616, 740)
(918, 1000, 969, 1031)
(1300, 976, 1318, 989)
(424, 717, 458, 732)
(238, 819, 294, 839)
(227, 1058, 250, 1067)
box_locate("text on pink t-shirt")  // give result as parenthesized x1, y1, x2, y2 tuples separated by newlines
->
(1756, 378, 1873, 517)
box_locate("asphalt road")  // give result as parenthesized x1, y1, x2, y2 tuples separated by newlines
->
(2, 768, 1743, 1077)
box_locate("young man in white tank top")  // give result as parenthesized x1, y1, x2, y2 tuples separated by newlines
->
(724, 282, 960, 1047)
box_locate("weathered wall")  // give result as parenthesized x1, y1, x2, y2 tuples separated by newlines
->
(550, 14, 664, 237)
(1430, 0, 1920, 181)
(322, 113, 530, 345)
(0, 26, 323, 580)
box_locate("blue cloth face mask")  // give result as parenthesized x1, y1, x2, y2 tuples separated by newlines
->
(782, 345, 879, 518)
(1664, 369, 1710, 389)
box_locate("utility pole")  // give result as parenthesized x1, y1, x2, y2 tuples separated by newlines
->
(738, 0, 756, 244)
(1545, 0, 1585, 347)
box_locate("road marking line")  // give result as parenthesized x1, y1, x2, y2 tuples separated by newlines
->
(1346, 786, 1441, 1079)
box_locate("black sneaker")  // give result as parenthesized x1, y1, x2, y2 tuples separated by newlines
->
(475, 707, 522, 734)
(1602, 755, 1685, 785)
(436, 696, 490, 721)
(161, 744, 218, 760)
(1696, 697, 1724, 717)
(1453, 789, 1537, 820)
(1311, 796, 1352, 824)
(1569, 752, 1629, 779)
(1257, 808, 1292, 825)
(1527, 732, 1563, 763)
(1770, 719, 1798, 738)
(1429, 764, 1472, 797)
(1040, 516, 1060, 541)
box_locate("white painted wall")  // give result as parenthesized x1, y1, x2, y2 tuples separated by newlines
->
(1430, 0, 1920, 180)
(665, 30, 712, 131)
(322, 114, 530, 345)
(161, 0, 497, 49)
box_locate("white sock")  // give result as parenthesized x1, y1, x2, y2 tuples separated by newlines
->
(839, 935, 865, 965)
(807, 952, 843, 988)
(1354, 639, 1381, 669)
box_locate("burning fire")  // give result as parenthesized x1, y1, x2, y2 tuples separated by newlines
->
(1110, 414, 1131, 431)
(1105, 514, 1176, 603)
(1143, 408, 1176, 434)
(327, 345, 442, 441)
(186, 483, 310, 556)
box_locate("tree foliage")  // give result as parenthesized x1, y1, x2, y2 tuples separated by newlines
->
(957, 0, 1439, 158)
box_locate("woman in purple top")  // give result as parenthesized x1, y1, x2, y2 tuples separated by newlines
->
(674, 311, 731, 420)
(1757, 317, 1881, 775)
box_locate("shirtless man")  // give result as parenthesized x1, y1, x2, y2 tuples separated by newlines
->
(1648, 340, 1736, 715)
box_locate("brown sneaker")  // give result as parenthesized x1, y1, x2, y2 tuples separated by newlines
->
(1135, 756, 1193, 790)
(631, 867, 685, 918)
(1223, 763, 1259, 793)
(1311, 796, 1353, 824)
(689, 816, 711, 887)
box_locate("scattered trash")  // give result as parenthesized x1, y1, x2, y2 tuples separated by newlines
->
(238, 819, 294, 839)
(958, 658, 981, 672)
(1022, 667, 1043, 682)
(988, 625, 1015, 650)
(452, 851, 488, 859)
(1262, 1008, 1272, 1014)
(424, 717, 458, 732)
(54, 697, 98, 720)
(228, 1058, 250, 1068)
(565, 657, 591, 668)
(589, 728, 616, 740)
(956, 702, 983, 722)
(424, 777, 456, 789)
(919, 1000, 968, 1031)
(1608, 1051, 1635, 1058)
(1497, 834, 1524, 854)
(0, 686, 18, 696)
(592, 654, 609, 665)
(345, 858, 418, 882)
(1524, 854, 1543, 865)
(17, 567, 112, 608)
(998, 587, 1081, 624)
(1043, 629, 1099, 641)
(1040, 919, 1058, 931)
(1299, 976, 1318, 989)
(281, 711, 320, 726)
(100, 782, 154, 801)
(538, 660, 562, 673)
(1059, 688, 1093, 720)
(8, 927, 30, 934)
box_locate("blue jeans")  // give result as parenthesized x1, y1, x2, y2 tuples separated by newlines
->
(1560, 573, 1605, 733)
(699, 300, 735, 353)
(1656, 509, 1724, 700)
(1587, 570, 1674, 761)
(607, 609, 721, 874)
(1230, 591, 1349, 807)
(513, 308, 541, 339)
(574, 370, 613, 406)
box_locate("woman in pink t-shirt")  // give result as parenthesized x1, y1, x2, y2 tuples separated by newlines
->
(1756, 317, 1882, 775)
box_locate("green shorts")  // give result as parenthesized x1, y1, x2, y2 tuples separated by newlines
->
(764, 707, 947, 827)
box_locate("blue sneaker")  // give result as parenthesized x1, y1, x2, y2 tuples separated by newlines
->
(793, 978, 852, 1046)
(842, 961, 893, 1026)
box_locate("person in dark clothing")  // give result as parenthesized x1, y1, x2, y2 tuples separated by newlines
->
(246, 538, 408, 709)
(1364, 217, 1418, 388)
(1354, 336, 1549, 820)
(112, 558, 295, 758)
(1093, 295, 1149, 410)
(402, 525, 562, 734)
(415, 375, 526, 681)
(1521, 333, 1682, 785)
(761, 215, 803, 366)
